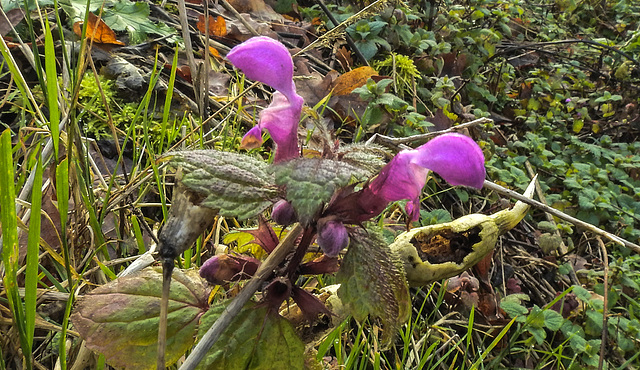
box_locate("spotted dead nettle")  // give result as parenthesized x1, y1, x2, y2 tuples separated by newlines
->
(224, 37, 486, 259)
(227, 36, 304, 162)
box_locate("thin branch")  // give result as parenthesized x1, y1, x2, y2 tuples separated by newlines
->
(179, 223, 304, 370)
(597, 237, 609, 370)
(367, 117, 493, 148)
(482, 180, 640, 253)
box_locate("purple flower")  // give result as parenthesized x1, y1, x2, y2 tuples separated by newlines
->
(227, 36, 304, 162)
(357, 133, 485, 221)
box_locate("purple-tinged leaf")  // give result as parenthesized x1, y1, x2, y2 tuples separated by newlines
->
(70, 267, 209, 369)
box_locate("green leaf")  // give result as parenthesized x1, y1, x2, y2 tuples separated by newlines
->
(273, 158, 369, 225)
(168, 150, 279, 220)
(336, 229, 410, 347)
(543, 309, 564, 331)
(70, 267, 210, 369)
(102, 0, 177, 44)
(527, 326, 546, 345)
(197, 302, 304, 369)
(499, 296, 529, 321)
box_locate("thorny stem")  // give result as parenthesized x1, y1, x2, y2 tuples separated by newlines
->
(179, 223, 304, 370)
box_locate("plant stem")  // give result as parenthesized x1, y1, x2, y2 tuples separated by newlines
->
(179, 223, 304, 370)
(482, 180, 640, 253)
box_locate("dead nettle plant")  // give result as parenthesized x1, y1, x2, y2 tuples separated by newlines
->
(70, 37, 486, 369)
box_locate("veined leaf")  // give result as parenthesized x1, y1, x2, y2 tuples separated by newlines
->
(196, 302, 304, 370)
(71, 267, 209, 370)
(273, 158, 370, 226)
(336, 228, 410, 347)
(168, 150, 279, 220)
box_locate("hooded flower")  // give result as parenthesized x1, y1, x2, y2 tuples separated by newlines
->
(326, 133, 486, 223)
(227, 36, 304, 162)
(365, 133, 486, 220)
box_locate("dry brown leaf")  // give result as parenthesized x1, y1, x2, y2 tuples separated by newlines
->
(331, 66, 378, 96)
(197, 15, 227, 37)
(336, 46, 353, 71)
(73, 13, 124, 46)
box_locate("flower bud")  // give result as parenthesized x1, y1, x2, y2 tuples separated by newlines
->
(316, 220, 349, 257)
(199, 254, 259, 285)
(271, 199, 296, 225)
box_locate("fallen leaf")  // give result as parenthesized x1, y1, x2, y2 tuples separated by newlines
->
(331, 66, 378, 96)
(0, 8, 24, 36)
(336, 46, 352, 71)
(197, 15, 227, 37)
(73, 12, 125, 46)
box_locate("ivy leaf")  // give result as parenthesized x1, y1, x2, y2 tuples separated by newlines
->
(273, 158, 369, 226)
(168, 150, 279, 220)
(196, 302, 305, 369)
(70, 267, 209, 369)
(336, 228, 410, 347)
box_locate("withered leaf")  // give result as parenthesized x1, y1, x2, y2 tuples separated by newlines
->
(197, 15, 227, 37)
(73, 12, 125, 46)
(331, 66, 378, 96)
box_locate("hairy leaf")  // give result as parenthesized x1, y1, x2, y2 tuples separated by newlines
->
(335, 142, 389, 176)
(273, 158, 369, 225)
(196, 302, 304, 369)
(168, 150, 279, 220)
(336, 229, 410, 347)
(70, 267, 209, 369)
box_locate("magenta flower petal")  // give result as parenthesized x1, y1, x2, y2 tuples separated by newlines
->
(228, 37, 303, 162)
(412, 133, 486, 189)
(366, 133, 485, 220)
(226, 36, 296, 101)
(258, 92, 303, 161)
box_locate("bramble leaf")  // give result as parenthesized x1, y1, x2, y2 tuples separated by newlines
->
(168, 150, 279, 220)
(336, 229, 410, 347)
(273, 158, 369, 225)
(196, 302, 305, 369)
(70, 267, 209, 369)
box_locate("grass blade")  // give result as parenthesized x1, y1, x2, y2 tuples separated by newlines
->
(25, 154, 44, 349)
(0, 129, 32, 369)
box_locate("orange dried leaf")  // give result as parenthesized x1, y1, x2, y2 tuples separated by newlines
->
(332, 66, 378, 96)
(208, 46, 222, 60)
(73, 13, 124, 46)
(197, 15, 227, 37)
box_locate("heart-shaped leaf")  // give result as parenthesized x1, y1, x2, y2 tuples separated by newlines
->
(273, 158, 369, 225)
(168, 150, 279, 220)
(196, 302, 305, 369)
(71, 267, 209, 369)
(336, 228, 410, 347)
